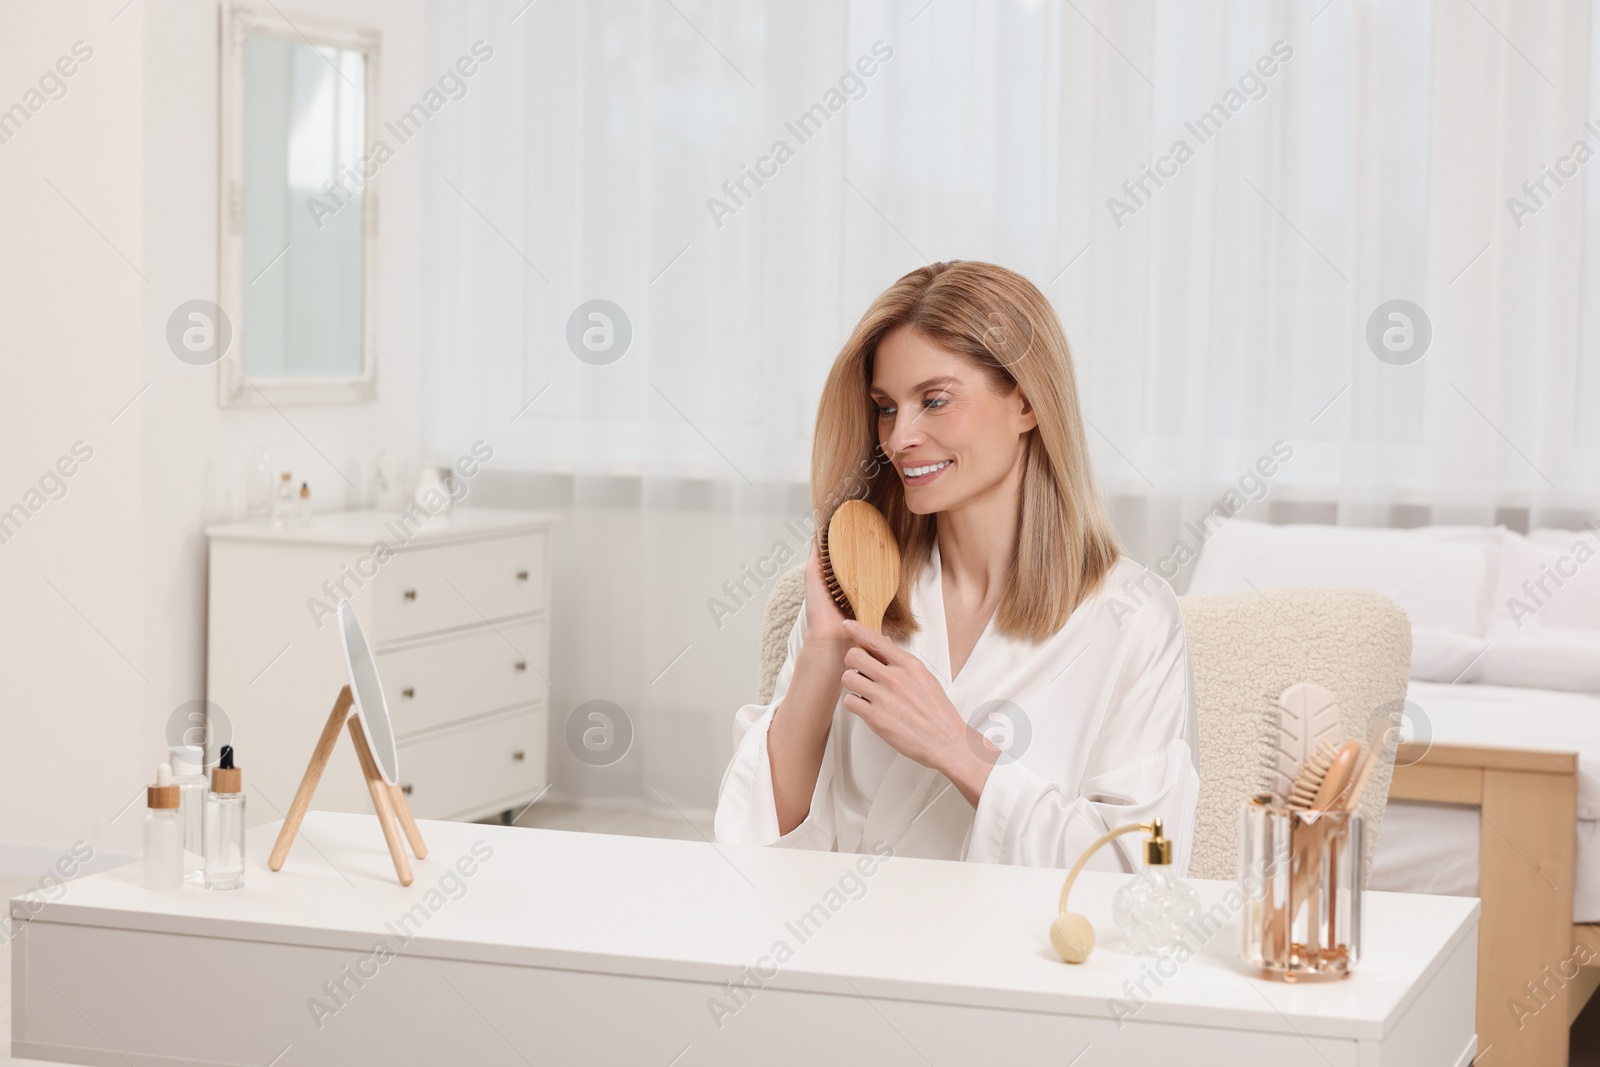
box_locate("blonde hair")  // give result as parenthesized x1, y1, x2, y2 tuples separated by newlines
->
(812, 260, 1121, 641)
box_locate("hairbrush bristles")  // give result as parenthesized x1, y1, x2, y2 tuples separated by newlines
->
(818, 522, 854, 619)
(1287, 739, 1339, 811)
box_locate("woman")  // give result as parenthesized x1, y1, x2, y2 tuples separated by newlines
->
(714, 261, 1199, 873)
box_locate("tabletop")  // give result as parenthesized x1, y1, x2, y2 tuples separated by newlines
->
(12, 812, 1478, 1043)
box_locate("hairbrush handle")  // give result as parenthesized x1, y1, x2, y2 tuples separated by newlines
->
(1340, 747, 1380, 813)
(1310, 740, 1361, 814)
(1286, 739, 1359, 932)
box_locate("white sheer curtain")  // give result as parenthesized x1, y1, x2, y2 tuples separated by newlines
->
(423, 0, 1600, 810)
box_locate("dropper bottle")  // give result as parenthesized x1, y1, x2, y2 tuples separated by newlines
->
(143, 764, 182, 890)
(204, 745, 245, 890)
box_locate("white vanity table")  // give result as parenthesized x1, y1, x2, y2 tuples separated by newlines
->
(13, 814, 1477, 1066)
(206, 508, 560, 825)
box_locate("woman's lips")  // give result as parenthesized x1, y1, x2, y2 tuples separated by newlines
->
(902, 459, 952, 487)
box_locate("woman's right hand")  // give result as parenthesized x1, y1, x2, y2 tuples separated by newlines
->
(802, 538, 851, 646)
(769, 539, 853, 835)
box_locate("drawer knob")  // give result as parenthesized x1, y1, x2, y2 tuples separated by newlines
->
(400, 783, 414, 795)
(402, 687, 415, 699)
(512, 750, 526, 762)
(403, 589, 417, 601)
(514, 660, 527, 672)
(515, 570, 529, 581)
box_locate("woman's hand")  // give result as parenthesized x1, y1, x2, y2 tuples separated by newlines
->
(802, 539, 850, 646)
(766, 540, 855, 835)
(838, 619, 1000, 806)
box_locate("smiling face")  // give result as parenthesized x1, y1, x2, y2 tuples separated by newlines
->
(870, 326, 1037, 516)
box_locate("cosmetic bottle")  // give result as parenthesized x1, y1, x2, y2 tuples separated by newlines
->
(296, 482, 312, 526)
(246, 445, 272, 519)
(143, 764, 183, 890)
(271, 472, 294, 527)
(1110, 819, 1200, 955)
(204, 745, 245, 890)
(170, 745, 207, 886)
(374, 449, 402, 510)
(413, 465, 451, 512)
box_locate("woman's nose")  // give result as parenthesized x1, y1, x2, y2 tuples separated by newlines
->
(882, 416, 922, 458)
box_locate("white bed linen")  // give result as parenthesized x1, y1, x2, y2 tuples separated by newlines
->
(1369, 680, 1600, 919)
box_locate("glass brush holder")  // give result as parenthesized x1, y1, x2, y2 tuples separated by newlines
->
(1238, 794, 1363, 980)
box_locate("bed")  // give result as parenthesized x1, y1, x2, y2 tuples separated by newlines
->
(1189, 518, 1600, 1067)
(1374, 682, 1600, 1067)
(1373, 681, 1600, 920)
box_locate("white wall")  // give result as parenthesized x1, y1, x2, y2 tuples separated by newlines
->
(0, 0, 430, 867)
(0, 2, 148, 863)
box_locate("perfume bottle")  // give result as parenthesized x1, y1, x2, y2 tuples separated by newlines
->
(204, 745, 245, 890)
(271, 472, 295, 528)
(143, 764, 183, 890)
(1111, 819, 1201, 955)
(170, 744, 207, 886)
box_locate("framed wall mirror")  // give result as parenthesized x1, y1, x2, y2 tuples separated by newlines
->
(218, 4, 380, 407)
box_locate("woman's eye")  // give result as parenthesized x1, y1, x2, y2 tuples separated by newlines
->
(923, 396, 948, 410)
(876, 405, 897, 418)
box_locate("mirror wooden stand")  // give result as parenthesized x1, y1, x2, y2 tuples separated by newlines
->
(268, 685, 427, 886)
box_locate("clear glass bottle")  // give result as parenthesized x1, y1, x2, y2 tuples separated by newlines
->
(374, 449, 401, 510)
(143, 765, 183, 890)
(170, 744, 207, 886)
(246, 445, 273, 519)
(204, 745, 245, 890)
(1111, 819, 1201, 954)
(270, 472, 295, 528)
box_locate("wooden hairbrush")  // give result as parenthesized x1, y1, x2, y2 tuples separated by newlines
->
(1289, 740, 1361, 813)
(819, 500, 900, 633)
(1287, 740, 1338, 810)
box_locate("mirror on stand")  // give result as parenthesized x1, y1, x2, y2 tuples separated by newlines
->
(268, 600, 426, 885)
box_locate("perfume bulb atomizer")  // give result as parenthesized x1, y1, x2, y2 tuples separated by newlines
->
(1049, 818, 1199, 964)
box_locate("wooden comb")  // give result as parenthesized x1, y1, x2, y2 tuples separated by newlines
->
(819, 500, 900, 633)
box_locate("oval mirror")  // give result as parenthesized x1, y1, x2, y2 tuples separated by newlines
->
(337, 598, 399, 785)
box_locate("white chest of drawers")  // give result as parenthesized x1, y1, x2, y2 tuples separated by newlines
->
(206, 507, 560, 826)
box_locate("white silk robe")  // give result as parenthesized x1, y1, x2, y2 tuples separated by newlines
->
(714, 549, 1201, 873)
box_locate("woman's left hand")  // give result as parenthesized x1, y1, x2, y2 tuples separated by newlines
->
(839, 619, 999, 805)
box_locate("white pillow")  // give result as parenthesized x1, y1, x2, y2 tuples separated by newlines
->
(1410, 627, 1492, 684)
(1186, 521, 1500, 634)
(1474, 627, 1600, 694)
(1530, 526, 1600, 551)
(1489, 528, 1600, 632)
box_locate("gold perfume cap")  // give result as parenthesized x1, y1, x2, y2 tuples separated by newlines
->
(1143, 818, 1172, 865)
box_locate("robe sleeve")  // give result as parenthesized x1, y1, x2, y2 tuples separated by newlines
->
(713, 605, 840, 850)
(963, 584, 1200, 873)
